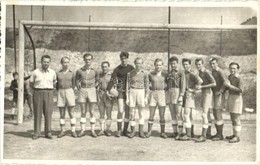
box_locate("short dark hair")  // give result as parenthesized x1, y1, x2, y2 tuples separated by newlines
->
(41, 55, 51, 62)
(169, 56, 178, 63)
(229, 62, 240, 69)
(134, 57, 143, 64)
(154, 58, 163, 65)
(182, 58, 191, 64)
(13, 72, 18, 77)
(120, 51, 129, 59)
(195, 58, 204, 64)
(60, 56, 70, 64)
(209, 57, 218, 63)
(83, 53, 93, 60)
(101, 61, 110, 67)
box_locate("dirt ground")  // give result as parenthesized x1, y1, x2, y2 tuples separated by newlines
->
(3, 107, 256, 162)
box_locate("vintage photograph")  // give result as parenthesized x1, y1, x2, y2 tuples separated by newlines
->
(1, 2, 258, 163)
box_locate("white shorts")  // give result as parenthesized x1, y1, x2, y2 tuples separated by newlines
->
(57, 88, 76, 107)
(228, 94, 243, 114)
(149, 90, 166, 107)
(201, 88, 213, 109)
(129, 89, 145, 108)
(77, 87, 97, 103)
(166, 88, 180, 105)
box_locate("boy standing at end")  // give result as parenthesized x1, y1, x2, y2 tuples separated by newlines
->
(225, 62, 243, 143)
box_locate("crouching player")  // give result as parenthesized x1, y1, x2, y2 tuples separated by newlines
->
(179, 58, 203, 141)
(146, 58, 168, 139)
(195, 58, 216, 142)
(166, 56, 186, 139)
(56, 57, 77, 138)
(126, 57, 149, 138)
(97, 61, 114, 136)
(225, 62, 243, 143)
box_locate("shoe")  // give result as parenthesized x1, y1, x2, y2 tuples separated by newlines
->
(122, 130, 129, 136)
(175, 134, 181, 140)
(212, 134, 224, 141)
(195, 136, 207, 143)
(206, 134, 212, 139)
(210, 134, 217, 139)
(139, 132, 146, 138)
(225, 135, 235, 140)
(229, 136, 240, 143)
(115, 130, 122, 137)
(146, 131, 152, 138)
(27, 112, 33, 119)
(57, 131, 66, 138)
(45, 134, 53, 139)
(71, 132, 77, 138)
(32, 135, 39, 140)
(191, 134, 199, 138)
(91, 131, 97, 138)
(104, 130, 112, 137)
(171, 132, 178, 138)
(179, 135, 191, 141)
(97, 131, 105, 136)
(161, 133, 168, 139)
(127, 132, 136, 138)
(78, 131, 86, 137)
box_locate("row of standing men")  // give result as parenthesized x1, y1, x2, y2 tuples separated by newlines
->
(29, 52, 243, 143)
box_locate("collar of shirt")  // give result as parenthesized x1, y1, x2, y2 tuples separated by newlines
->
(234, 73, 239, 78)
(59, 69, 72, 73)
(102, 71, 112, 76)
(120, 64, 128, 68)
(134, 69, 144, 74)
(171, 68, 179, 73)
(215, 67, 220, 71)
(185, 69, 191, 73)
(82, 66, 94, 71)
(199, 68, 206, 73)
(40, 68, 50, 72)
(152, 70, 162, 76)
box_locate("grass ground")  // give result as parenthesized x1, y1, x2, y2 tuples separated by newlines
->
(3, 92, 257, 162)
(3, 110, 256, 162)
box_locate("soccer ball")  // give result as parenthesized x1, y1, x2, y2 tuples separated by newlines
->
(109, 88, 119, 97)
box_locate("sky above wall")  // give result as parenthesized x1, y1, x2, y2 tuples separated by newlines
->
(6, 6, 257, 27)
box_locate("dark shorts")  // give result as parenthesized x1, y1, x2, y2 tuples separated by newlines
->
(118, 91, 127, 100)
(24, 94, 32, 104)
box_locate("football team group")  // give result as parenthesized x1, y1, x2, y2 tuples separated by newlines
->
(21, 51, 243, 143)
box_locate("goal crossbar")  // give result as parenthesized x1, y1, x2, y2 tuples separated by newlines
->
(21, 20, 257, 30)
(17, 20, 257, 124)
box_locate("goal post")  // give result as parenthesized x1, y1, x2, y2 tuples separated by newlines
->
(17, 20, 257, 124)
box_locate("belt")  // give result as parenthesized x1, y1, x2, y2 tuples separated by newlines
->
(81, 87, 95, 89)
(34, 88, 53, 91)
(130, 87, 145, 90)
(150, 89, 165, 91)
(58, 87, 73, 90)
